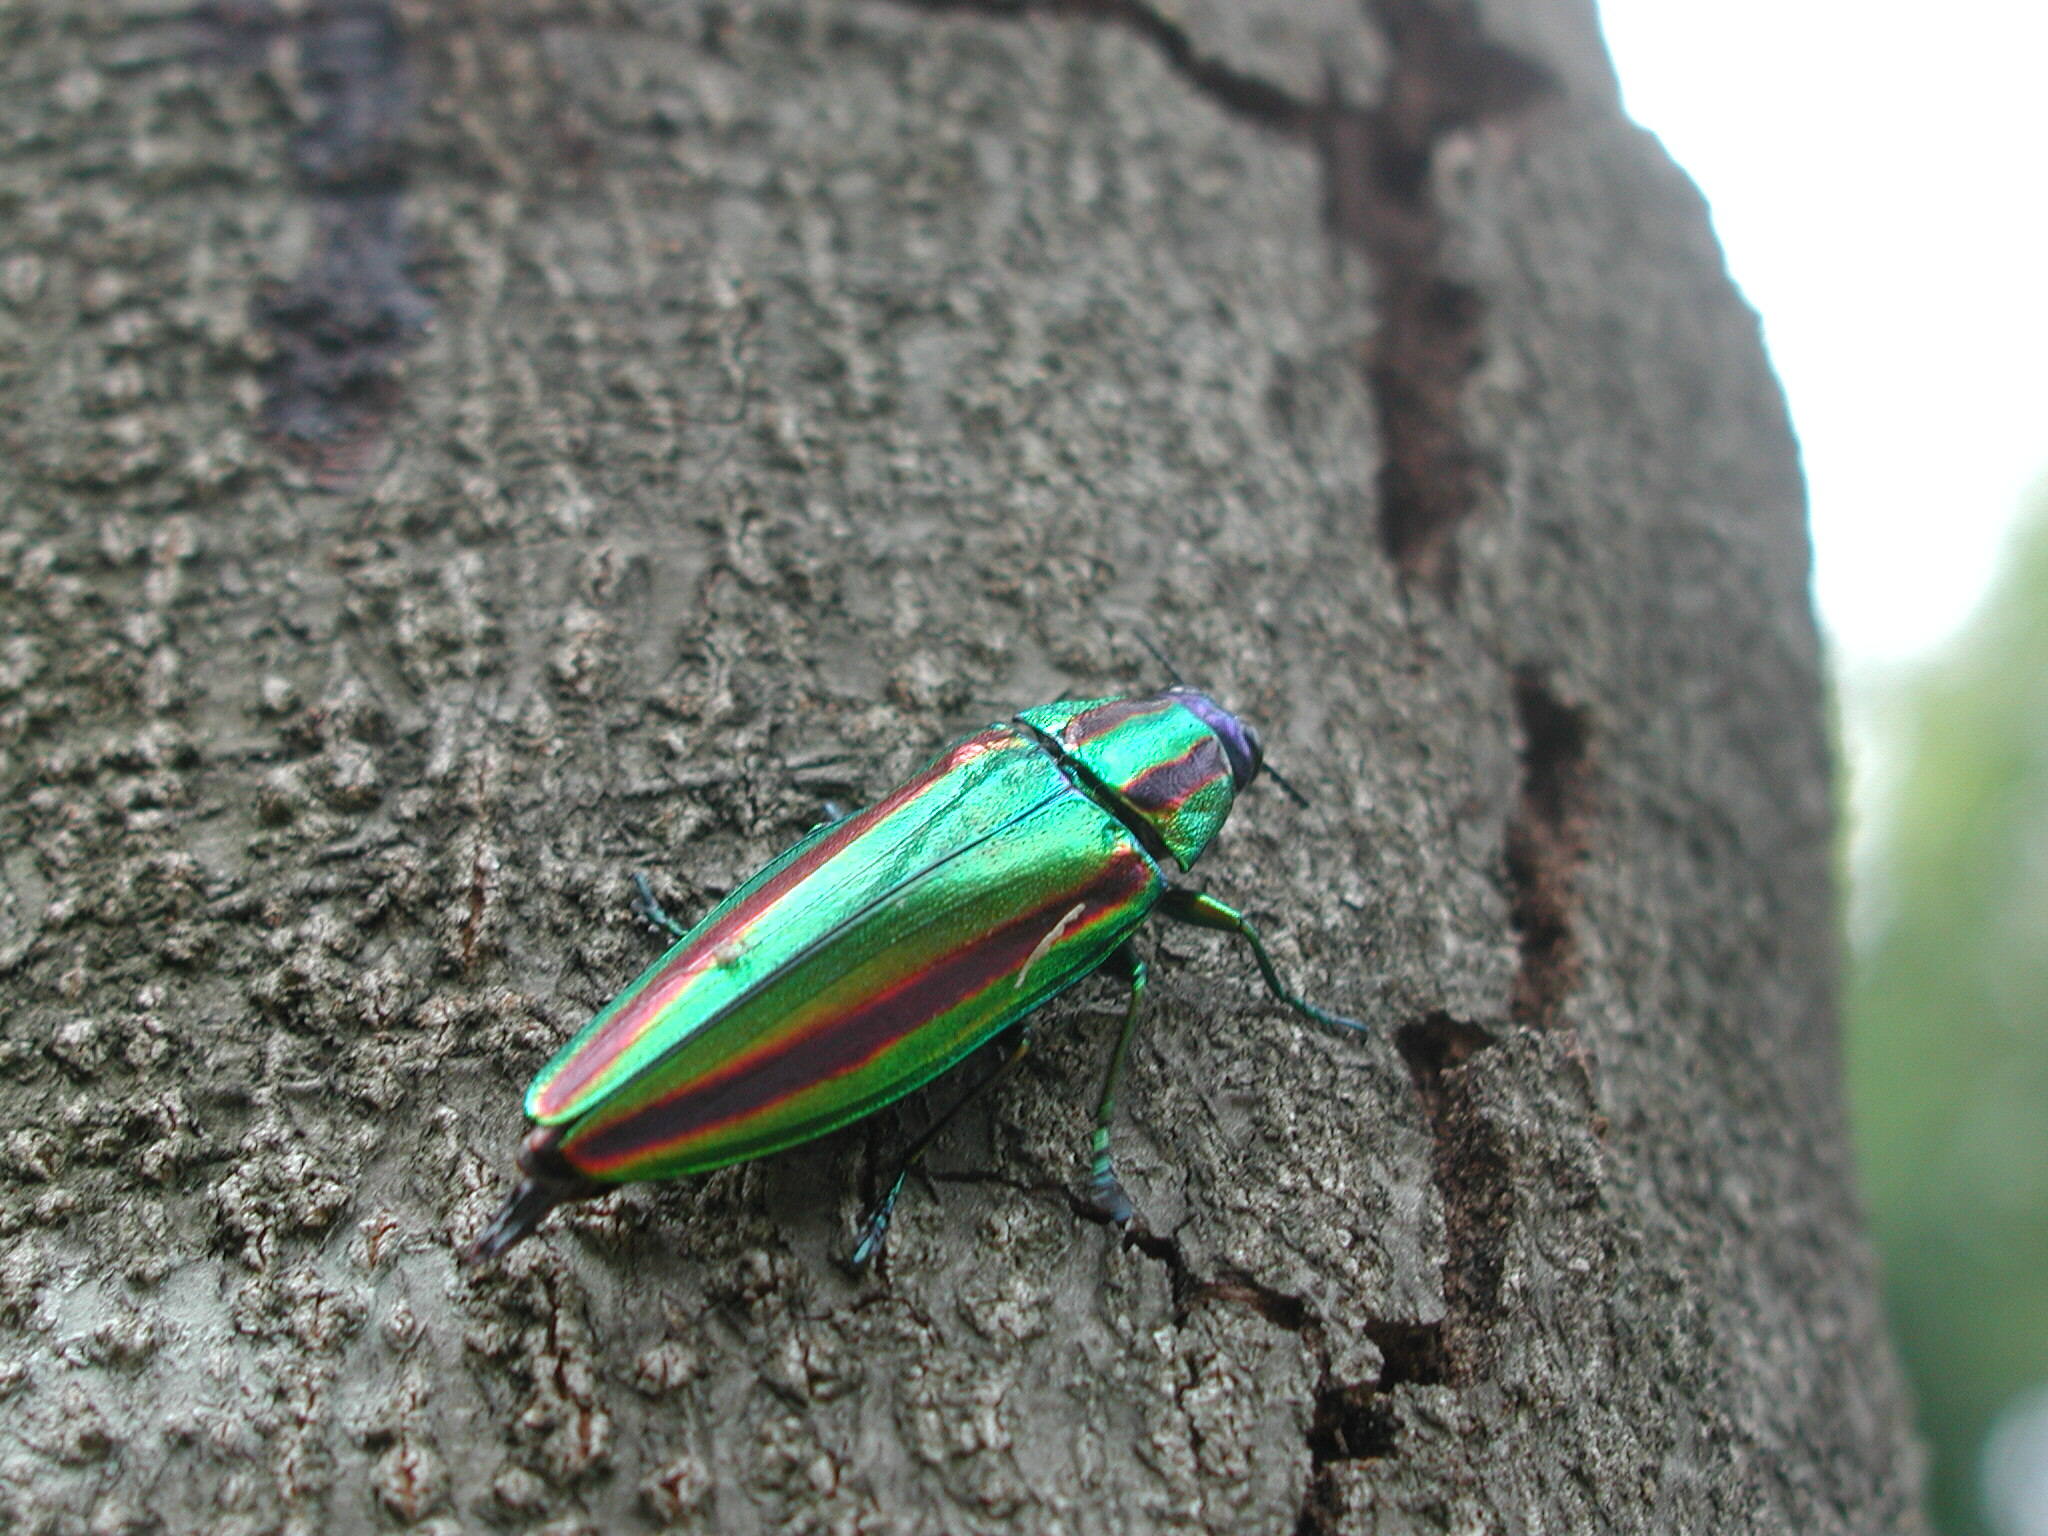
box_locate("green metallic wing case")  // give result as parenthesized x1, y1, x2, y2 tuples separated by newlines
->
(526, 725, 1168, 1184)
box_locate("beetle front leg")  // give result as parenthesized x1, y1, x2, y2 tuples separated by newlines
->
(1086, 942, 1146, 1225)
(845, 1026, 1035, 1273)
(1157, 889, 1365, 1036)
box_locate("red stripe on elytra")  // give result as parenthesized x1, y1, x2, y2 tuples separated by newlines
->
(1123, 737, 1227, 814)
(564, 849, 1158, 1173)
(1062, 696, 1168, 747)
(531, 728, 1022, 1117)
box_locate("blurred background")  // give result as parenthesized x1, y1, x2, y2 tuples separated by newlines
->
(1594, 3, 2048, 1532)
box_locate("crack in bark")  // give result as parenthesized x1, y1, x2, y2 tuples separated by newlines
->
(930, 1166, 1448, 1526)
(1329, 0, 1554, 595)
(884, 0, 1316, 129)
(875, 0, 1554, 597)
(1395, 1012, 1508, 1381)
(929, 1166, 1311, 1330)
(1116, 1218, 1454, 1536)
(1303, 680, 1592, 1521)
(206, 1, 431, 490)
(1505, 669, 1593, 1029)
(1293, 1317, 1453, 1534)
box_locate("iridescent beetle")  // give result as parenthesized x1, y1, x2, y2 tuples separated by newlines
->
(467, 685, 1361, 1264)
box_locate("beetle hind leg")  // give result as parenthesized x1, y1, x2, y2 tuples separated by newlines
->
(844, 1027, 1034, 1273)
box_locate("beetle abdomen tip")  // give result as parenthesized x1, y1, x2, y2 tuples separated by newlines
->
(462, 1172, 599, 1265)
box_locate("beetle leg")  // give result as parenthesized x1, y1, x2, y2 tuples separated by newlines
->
(1086, 942, 1146, 1224)
(845, 1027, 1035, 1273)
(629, 872, 691, 943)
(1158, 889, 1366, 1036)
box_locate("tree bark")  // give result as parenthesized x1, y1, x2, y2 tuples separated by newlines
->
(0, 1, 1924, 1532)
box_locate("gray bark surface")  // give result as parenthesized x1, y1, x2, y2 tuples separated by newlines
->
(0, 2, 1924, 1533)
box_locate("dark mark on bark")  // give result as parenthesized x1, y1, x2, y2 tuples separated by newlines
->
(1292, 1316, 1454, 1534)
(1326, 0, 1555, 595)
(1308, 612, 1598, 1528)
(1063, 0, 1308, 123)
(1145, 1225, 1445, 1536)
(1505, 668, 1593, 1028)
(1293, 1378, 1395, 1534)
(936, 1169, 1320, 1330)
(1395, 1011, 1508, 1379)
(1363, 1315, 1451, 1386)
(1306, 1378, 1399, 1461)
(206, 1, 429, 489)
(936, 1153, 1448, 1529)
(882, 0, 1553, 597)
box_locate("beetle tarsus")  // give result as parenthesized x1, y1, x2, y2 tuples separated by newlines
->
(1086, 1167, 1134, 1225)
(843, 1182, 903, 1274)
(840, 1027, 1037, 1275)
(630, 872, 690, 943)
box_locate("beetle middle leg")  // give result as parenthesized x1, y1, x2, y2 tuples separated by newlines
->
(1158, 889, 1365, 1035)
(845, 1026, 1034, 1273)
(1085, 941, 1146, 1225)
(629, 873, 691, 943)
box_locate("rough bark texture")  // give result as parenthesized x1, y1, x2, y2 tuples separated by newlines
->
(0, 2, 1924, 1533)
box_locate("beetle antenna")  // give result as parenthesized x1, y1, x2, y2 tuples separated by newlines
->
(1262, 760, 1313, 809)
(1132, 630, 1188, 688)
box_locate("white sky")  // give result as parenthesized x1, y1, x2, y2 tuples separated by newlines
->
(1595, 0, 2048, 667)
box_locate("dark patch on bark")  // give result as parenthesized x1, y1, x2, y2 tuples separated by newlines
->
(1291, 1323, 1454, 1532)
(1505, 668, 1593, 1028)
(881, 0, 1554, 598)
(938, 1168, 1453, 1529)
(1395, 1012, 1509, 1378)
(1323, 0, 1556, 595)
(1363, 1315, 1451, 1387)
(1305, 1379, 1399, 1460)
(1111, 1209, 1455, 1536)
(210, 1, 430, 489)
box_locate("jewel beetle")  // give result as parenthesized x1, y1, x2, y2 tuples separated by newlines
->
(466, 685, 1362, 1265)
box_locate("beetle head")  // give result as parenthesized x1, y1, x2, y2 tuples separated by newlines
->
(1165, 688, 1264, 789)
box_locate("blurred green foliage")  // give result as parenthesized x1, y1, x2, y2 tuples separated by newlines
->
(1849, 489, 2048, 1536)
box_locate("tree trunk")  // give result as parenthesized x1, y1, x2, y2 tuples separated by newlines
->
(0, 1, 1925, 1532)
